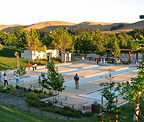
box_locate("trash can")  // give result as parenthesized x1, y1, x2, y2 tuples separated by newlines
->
(91, 101, 100, 114)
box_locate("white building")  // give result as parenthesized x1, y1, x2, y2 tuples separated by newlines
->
(21, 48, 59, 60)
(61, 51, 71, 63)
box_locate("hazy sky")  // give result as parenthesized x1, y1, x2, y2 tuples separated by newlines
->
(0, 0, 144, 25)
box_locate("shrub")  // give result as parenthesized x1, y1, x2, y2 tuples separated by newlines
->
(38, 90, 43, 93)
(44, 91, 47, 94)
(28, 88, 32, 92)
(48, 91, 53, 95)
(15, 85, 19, 89)
(8, 84, 16, 91)
(83, 111, 94, 117)
(23, 87, 26, 91)
(47, 101, 53, 107)
(0, 85, 4, 91)
(33, 89, 38, 93)
(39, 93, 46, 98)
(27, 99, 39, 107)
(27, 92, 38, 100)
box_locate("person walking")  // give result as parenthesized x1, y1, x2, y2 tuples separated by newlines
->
(16, 73, 19, 85)
(4, 74, 8, 86)
(74, 73, 79, 89)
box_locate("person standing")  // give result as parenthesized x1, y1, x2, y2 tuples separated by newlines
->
(27, 62, 30, 70)
(34, 63, 37, 70)
(74, 73, 79, 89)
(96, 57, 98, 65)
(101, 57, 103, 65)
(103, 58, 106, 65)
(4, 74, 8, 86)
(32, 64, 35, 71)
(16, 73, 19, 85)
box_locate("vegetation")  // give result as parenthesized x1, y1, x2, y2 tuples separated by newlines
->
(39, 60, 66, 93)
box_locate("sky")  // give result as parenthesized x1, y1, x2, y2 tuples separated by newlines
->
(0, 0, 144, 25)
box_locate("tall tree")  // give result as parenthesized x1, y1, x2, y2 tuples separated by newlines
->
(118, 35, 144, 121)
(111, 41, 121, 63)
(51, 28, 73, 52)
(13, 26, 28, 48)
(25, 29, 42, 52)
(75, 32, 93, 55)
(39, 60, 66, 93)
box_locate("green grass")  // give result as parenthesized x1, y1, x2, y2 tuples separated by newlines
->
(0, 105, 96, 122)
(0, 56, 32, 70)
(0, 46, 23, 57)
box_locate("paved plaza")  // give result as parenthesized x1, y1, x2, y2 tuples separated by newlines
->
(0, 61, 139, 112)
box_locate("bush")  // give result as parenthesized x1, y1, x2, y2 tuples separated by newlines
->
(27, 99, 39, 107)
(39, 93, 46, 98)
(15, 85, 19, 89)
(8, 84, 16, 91)
(83, 111, 94, 117)
(38, 90, 43, 93)
(48, 91, 53, 95)
(0, 85, 4, 91)
(23, 87, 26, 91)
(28, 88, 32, 92)
(44, 91, 47, 94)
(33, 89, 39, 93)
(27, 92, 38, 100)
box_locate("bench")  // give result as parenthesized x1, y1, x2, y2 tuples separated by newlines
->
(82, 101, 93, 110)
(60, 101, 75, 109)
(40, 96, 54, 101)
(55, 96, 68, 101)
(44, 102, 64, 108)
(30, 83, 39, 87)
(33, 85, 44, 91)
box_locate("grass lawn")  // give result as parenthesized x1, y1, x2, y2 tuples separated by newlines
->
(0, 105, 96, 122)
(0, 56, 32, 71)
(0, 103, 143, 122)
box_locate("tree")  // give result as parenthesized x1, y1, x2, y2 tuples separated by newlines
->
(111, 41, 121, 63)
(3, 32, 17, 46)
(92, 30, 106, 56)
(51, 28, 73, 52)
(0, 44, 3, 50)
(118, 35, 144, 121)
(25, 29, 43, 52)
(39, 60, 66, 93)
(13, 26, 28, 48)
(100, 70, 120, 121)
(75, 32, 93, 55)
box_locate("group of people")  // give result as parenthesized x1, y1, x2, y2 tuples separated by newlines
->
(27, 62, 37, 71)
(95, 57, 106, 65)
(0, 70, 20, 86)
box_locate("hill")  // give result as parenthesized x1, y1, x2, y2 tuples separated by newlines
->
(0, 20, 144, 33)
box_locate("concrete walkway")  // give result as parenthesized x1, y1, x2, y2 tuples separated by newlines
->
(0, 61, 139, 112)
